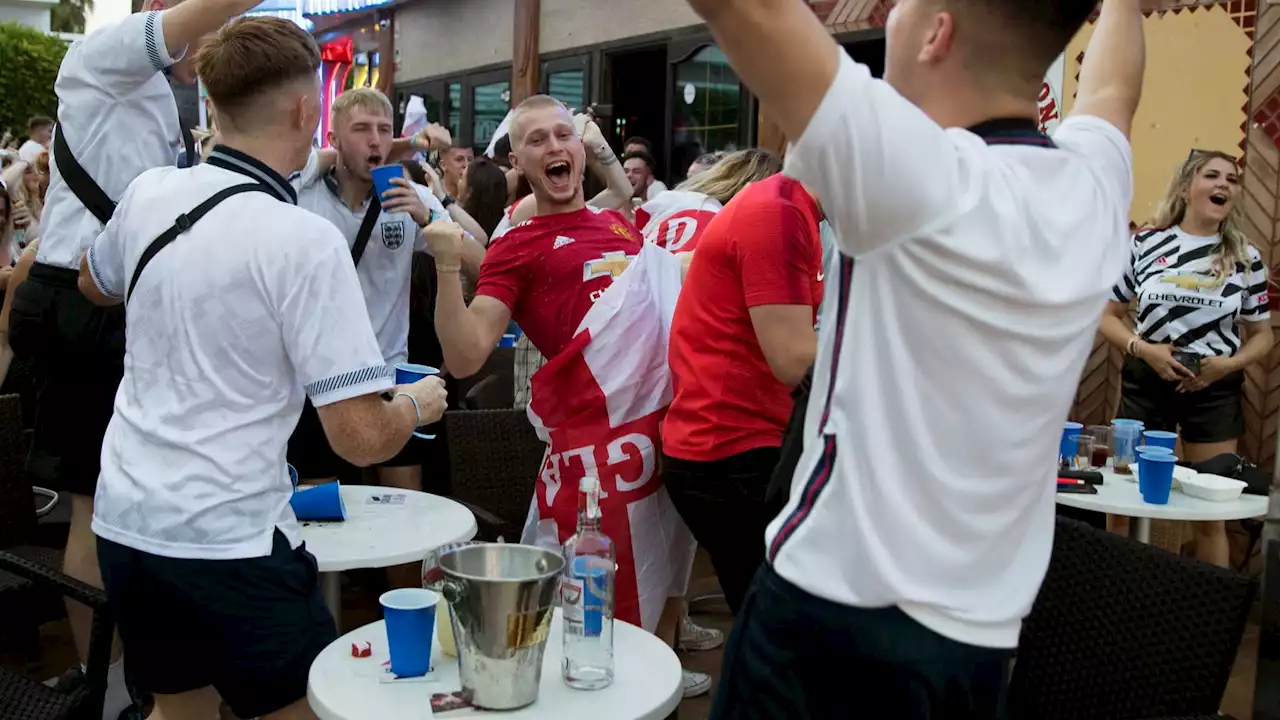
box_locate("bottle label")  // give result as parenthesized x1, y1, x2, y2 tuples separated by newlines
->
(561, 577, 585, 625)
(576, 569, 605, 638)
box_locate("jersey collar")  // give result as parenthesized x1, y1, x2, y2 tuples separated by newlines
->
(206, 145, 298, 205)
(967, 118, 1056, 148)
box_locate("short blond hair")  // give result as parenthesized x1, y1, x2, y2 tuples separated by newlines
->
(331, 87, 393, 129)
(509, 94, 569, 149)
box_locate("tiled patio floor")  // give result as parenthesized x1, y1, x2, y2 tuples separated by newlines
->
(0, 549, 1262, 719)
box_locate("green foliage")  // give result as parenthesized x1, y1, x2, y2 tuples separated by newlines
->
(0, 22, 67, 140)
(51, 0, 93, 35)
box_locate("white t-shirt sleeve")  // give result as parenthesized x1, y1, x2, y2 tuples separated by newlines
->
(415, 185, 445, 253)
(1051, 115, 1134, 216)
(783, 51, 961, 256)
(85, 180, 142, 298)
(1241, 245, 1271, 322)
(279, 223, 393, 407)
(1111, 234, 1140, 303)
(76, 11, 184, 95)
(18, 141, 42, 164)
(289, 149, 322, 191)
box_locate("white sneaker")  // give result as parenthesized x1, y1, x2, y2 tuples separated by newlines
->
(679, 616, 724, 652)
(682, 670, 712, 698)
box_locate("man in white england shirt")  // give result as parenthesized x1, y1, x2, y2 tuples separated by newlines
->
(79, 17, 447, 719)
(6, 0, 268, 714)
(687, 0, 1143, 715)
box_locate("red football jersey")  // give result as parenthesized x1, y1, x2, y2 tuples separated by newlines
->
(663, 175, 824, 462)
(635, 190, 723, 252)
(476, 206, 642, 358)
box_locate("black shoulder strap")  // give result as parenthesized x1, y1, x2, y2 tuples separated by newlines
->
(350, 192, 382, 267)
(183, 128, 196, 168)
(126, 183, 269, 303)
(52, 124, 116, 225)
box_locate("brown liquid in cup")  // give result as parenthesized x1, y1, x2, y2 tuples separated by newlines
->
(1091, 445, 1111, 468)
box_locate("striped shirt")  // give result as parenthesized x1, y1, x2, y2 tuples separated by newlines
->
(1112, 226, 1270, 357)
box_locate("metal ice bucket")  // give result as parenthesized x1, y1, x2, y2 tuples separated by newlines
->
(434, 543, 564, 710)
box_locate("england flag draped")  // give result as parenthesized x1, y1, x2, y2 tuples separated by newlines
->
(522, 243, 696, 633)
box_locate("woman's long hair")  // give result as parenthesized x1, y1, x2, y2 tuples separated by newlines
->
(462, 158, 509, 238)
(1151, 150, 1252, 278)
(676, 148, 782, 205)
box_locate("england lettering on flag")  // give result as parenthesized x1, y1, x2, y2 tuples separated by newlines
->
(635, 190, 723, 252)
(521, 243, 696, 632)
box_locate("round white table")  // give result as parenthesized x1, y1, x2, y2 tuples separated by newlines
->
(1055, 467, 1267, 543)
(307, 610, 683, 720)
(299, 485, 476, 622)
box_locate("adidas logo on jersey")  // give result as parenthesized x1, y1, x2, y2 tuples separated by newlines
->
(554, 235, 575, 249)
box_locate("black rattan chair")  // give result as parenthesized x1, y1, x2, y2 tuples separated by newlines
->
(0, 394, 69, 655)
(0, 550, 113, 720)
(445, 409, 544, 542)
(1008, 518, 1256, 720)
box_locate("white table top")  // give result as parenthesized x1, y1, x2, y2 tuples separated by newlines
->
(1055, 468, 1268, 522)
(308, 610, 682, 720)
(299, 486, 477, 572)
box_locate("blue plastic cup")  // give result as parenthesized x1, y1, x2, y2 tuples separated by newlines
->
(1139, 453, 1178, 504)
(1142, 430, 1178, 451)
(1135, 448, 1171, 493)
(380, 588, 439, 678)
(394, 363, 440, 440)
(1060, 422, 1083, 465)
(371, 164, 405, 203)
(290, 480, 346, 521)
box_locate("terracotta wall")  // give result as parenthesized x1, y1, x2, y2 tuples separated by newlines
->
(1061, 3, 1279, 472)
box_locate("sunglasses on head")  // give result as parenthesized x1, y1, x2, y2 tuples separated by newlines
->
(1186, 148, 1239, 165)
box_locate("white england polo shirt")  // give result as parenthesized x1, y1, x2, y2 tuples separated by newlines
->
(293, 152, 444, 366)
(87, 146, 393, 560)
(766, 52, 1133, 648)
(39, 10, 184, 270)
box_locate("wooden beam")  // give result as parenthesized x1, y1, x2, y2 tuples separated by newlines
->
(376, 12, 395, 100)
(512, 0, 541, 106)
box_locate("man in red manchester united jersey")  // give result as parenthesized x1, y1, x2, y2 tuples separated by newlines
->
(423, 95, 694, 652)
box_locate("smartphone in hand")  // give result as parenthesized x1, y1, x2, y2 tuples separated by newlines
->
(1172, 350, 1201, 375)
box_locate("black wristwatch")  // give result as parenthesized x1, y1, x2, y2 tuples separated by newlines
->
(441, 194, 456, 209)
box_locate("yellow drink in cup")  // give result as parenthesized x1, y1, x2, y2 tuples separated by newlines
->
(436, 602, 458, 657)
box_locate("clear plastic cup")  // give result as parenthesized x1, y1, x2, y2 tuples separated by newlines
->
(1112, 422, 1142, 475)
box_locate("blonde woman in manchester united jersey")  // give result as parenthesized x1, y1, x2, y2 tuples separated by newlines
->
(1099, 149, 1274, 567)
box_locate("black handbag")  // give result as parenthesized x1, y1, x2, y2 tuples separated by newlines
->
(1185, 453, 1270, 496)
(765, 367, 813, 520)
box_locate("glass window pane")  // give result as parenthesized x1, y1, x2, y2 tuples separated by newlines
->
(672, 45, 741, 179)
(547, 70, 585, 113)
(447, 82, 462, 143)
(473, 80, 511, 154)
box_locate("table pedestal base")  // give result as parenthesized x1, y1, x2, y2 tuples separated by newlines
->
(322, 572, 342, 626)
(1130, 517, 1151, 544)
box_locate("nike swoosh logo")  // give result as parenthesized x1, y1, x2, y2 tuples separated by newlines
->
(817, 272, 825, 282)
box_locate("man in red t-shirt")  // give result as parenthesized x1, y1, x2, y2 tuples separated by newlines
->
(662, 173, 824, 614)
(424, 95, 696, 644)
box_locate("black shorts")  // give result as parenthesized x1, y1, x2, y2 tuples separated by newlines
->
(9, 263, 125, 496)
(97, 529, 336, 718)
(286, 397, 431, 480)
(712, 565, 1011, 719)
(1117, 356, 1244, 444)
